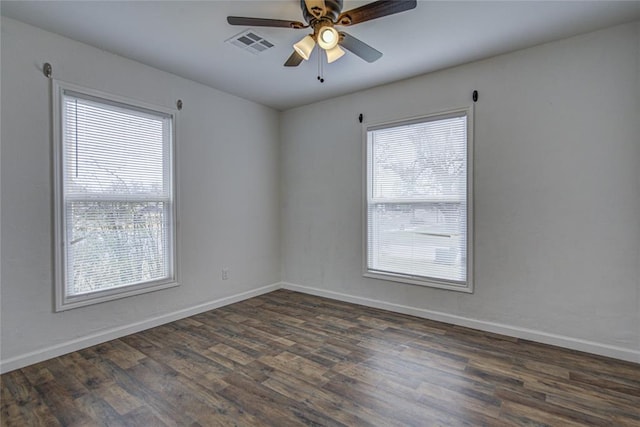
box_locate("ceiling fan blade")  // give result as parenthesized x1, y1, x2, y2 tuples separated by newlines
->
(284, 51, 305, 67)
(336, 0, 417, 26)
(304, 0, 326, 18)
(339, 32, 382, 63)
(227, 16, 307, 29)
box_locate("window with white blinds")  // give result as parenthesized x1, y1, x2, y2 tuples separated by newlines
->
(53, 81, 177, 311)
(364, 108, 473, 291)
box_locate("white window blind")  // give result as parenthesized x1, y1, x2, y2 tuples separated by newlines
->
(365, 109, 472, 290)
(54, 82, 177, 310)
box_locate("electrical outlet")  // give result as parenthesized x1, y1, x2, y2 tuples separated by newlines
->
(222, 268, 229, 280)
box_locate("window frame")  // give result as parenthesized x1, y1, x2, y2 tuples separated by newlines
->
(52, 80, 179, 311)
(362, 106, 474, 292)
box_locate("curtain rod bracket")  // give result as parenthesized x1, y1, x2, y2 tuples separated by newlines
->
(472, 90, 478, 102)
(43, 62, 52, 79)
(176, 99, 183, 110)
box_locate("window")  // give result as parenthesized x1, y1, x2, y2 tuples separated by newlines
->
(53, 81, 177, 311)
(364, 108, 473, 292)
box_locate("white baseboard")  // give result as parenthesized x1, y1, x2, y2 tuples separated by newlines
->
(281, 282, 640, 364)
(3, 281, 637, 373)
(0, 283, 280, 374)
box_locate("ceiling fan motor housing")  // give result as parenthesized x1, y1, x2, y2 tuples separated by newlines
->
(301, 0, 343, 24)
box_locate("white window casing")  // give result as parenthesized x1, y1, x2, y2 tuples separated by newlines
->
(53, 80, 178, 311)
(363, 107, 474, 292)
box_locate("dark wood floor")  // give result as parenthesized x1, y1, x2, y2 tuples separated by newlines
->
(2, 290, 639, 426)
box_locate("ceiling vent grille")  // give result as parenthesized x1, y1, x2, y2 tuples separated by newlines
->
(226, 30, 275, 55)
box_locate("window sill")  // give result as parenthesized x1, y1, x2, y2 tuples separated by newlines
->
(55, 279, 179, 312)
(364, 271, 473, 293)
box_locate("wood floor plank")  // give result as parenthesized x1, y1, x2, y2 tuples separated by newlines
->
(2, 289, 639, 426)
(221, 371, 344, 426)
(57, 351, 113, 391)
(172, 374, 264, 427)
(19, 364, 55, 387)
(323, 371, 482, 426)
(33, 380, 94, 426)
(72, 393, 129, 427)
(1, 370, 61, 427)
(92, 380, 144, 416)
(80, 348, 200, 427)
(494, 385, 611, 426)
(119, 406, 168, 427)
(259, 366, 379, 427)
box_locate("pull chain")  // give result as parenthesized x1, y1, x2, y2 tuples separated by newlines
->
(317, 46, 325, 83)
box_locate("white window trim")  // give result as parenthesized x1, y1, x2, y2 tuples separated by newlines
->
(362, 106, 474, 293)
(52, 79, 179, 311)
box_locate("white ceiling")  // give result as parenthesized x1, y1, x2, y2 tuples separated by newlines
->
(2, 1, 639, 110)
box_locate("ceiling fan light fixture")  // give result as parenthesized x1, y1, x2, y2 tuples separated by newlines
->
(317, 26, 339, 50)
(325, 45, 345, 63)
(293, 35, 315, 60)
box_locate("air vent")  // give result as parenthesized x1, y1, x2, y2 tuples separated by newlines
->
(226, 30, 275, 55)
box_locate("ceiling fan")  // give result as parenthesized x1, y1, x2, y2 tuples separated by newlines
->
(227, 0, 417, 67)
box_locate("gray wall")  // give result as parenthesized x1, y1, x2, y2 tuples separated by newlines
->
(1, 17, 281, 369)
(281, 22, 640, 360)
